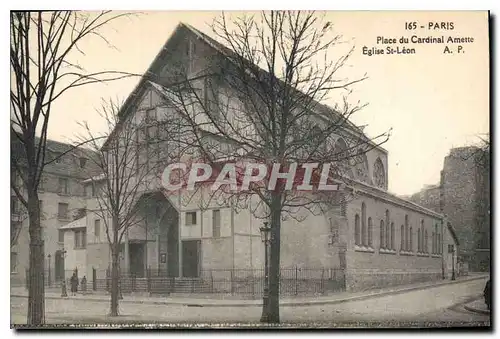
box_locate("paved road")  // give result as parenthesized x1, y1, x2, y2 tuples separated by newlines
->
(11, 278, 490, 327)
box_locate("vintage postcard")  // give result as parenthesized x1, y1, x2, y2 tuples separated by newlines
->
(10, 10, 490, 329)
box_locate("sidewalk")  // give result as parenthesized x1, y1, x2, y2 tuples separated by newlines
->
(11, 274, 488, 308)
(464, 298, 491, 315)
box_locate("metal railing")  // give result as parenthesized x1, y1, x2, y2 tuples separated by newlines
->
(22, 266, 346, 298)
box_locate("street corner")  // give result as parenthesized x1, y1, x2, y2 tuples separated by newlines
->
(464, 298, 491, 316)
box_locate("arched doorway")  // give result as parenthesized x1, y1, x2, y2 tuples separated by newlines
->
(133, 191, 179, 278)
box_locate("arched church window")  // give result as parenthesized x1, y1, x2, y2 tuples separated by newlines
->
(418, 229, 421, 252)
(361, 203, 367, 246)
(425, 230, 428, 253)
(400, 225, 404, 251)
(390, 222, 395, 250)
(354, 214, 360, 246)
(385, 209, 390, 250)
(368, 217, 373, 247)
(373, 158, 386, 189)
(409, 227, 413, 252)
(380, 220, 385, 249)
(432, 231, 435, 254)
(404, 215, 409, 251)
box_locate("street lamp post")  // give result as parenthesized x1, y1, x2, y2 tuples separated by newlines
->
(259, 222, 271, 323)
(451, 246, 456, 281)
(60, 249, 68, 297)
(47, 254, 51, 287)
(448, 244, 456, 280)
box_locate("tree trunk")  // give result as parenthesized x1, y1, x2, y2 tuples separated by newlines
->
(267, 193, 282, 323)
(110, 247, 120, 316)
(26, 191, 45, 325)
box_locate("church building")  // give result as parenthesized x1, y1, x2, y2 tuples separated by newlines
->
(61, 23, 459, 293)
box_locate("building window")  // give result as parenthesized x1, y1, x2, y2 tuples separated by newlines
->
(361, 203, 367, 246)
(390, 222, 395, 250)
(409, 227, 413, 252)
(431, 231, 436, 254)
(186, 212, 197, 226)
(58, 203, 69, 220)
(79, 157, 87, 168)
(212, 209, 221, 238)
(385, 210, 390, 250)
(404, 215, 409, 251)
(74, 229, 87, 249)
(58, 178, 69, 194)
(434, 224, 439, 254)
(354, 214, 360, 246)
(400, 225, 404, 251)
(11, 252, 17, 273)
(380, 220, 385, 249)
(94, 219, 101, 238)
(420, 220, 424, 252)
(368, 217, 373, 247)
(418, 229, 421, 252)
(146, 108, 156, 124)
(58, 229, 64, 243)
(424, 230, 428, 253)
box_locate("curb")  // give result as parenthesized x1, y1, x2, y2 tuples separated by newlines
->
(464, 302, 491, 315)
(279, 275, 489, 307)
(11, 275, 488, 308)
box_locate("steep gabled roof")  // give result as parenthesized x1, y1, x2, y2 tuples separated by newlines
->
(104, 22, 387, 154)
(183, 24, 387, 153)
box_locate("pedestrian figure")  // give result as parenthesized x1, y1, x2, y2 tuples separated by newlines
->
(81, 276, 87, 293)
(484, 279, 491, 311)
(70, 272, 79, 296)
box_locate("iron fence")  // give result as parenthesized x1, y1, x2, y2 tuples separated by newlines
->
(23, 266, 346, 298)
(98, 267, 345, 297)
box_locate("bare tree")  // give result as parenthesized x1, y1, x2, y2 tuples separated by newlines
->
(10, 188, 28, 248)
(153, 11, 390, 323)
(10, 11, 139, 325)
(80, 99, 174, 316)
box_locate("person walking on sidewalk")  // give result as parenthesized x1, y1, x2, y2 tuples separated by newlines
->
(70, 272, 79, 296)
(484, 279, 491, 311)
(81, 276, 87, 294)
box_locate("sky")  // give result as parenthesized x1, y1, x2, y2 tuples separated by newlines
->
(44, 11, 489, 196)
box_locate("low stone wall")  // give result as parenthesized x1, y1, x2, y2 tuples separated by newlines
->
(345, 269, 443, 291)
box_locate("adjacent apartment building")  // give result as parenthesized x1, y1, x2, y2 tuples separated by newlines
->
(10, 135, 99, 286)
(410, 146, 490, 272)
